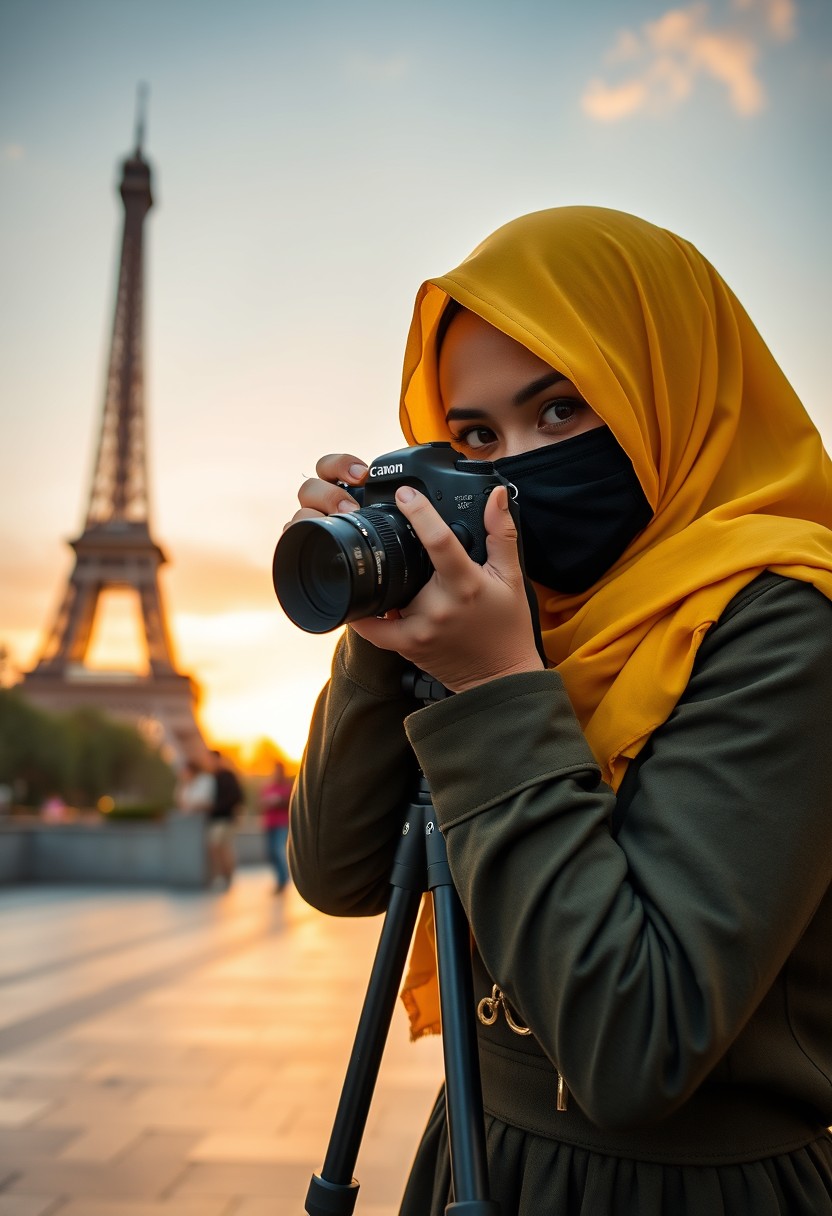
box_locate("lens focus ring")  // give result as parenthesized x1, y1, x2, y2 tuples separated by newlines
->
(360, 507, 409, 604)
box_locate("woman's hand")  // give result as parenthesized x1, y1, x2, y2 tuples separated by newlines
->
(351, 484, 544, 693)
(284, 452, 369, 527)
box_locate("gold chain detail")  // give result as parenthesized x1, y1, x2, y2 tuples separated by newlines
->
(476, 984, 569, 1110)
(476, 984, 530, 1034)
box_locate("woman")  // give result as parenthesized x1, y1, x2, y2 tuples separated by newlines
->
(259, 759, 293, 892)
(175, 757, 215, 816)
(287, 207, 832, 1214)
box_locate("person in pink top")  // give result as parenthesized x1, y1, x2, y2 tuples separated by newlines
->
(260, 760, 293, 892)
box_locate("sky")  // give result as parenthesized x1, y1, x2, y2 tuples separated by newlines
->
(1, 0, 830, 764)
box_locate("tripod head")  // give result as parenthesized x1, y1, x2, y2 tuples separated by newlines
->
(402, 667, 452, 706)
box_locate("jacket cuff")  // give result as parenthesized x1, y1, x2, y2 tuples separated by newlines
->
(404, 670, 601, 829)
(338, 626, 413, 698)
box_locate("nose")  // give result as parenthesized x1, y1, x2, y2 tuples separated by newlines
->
(499, 433, 553, 460)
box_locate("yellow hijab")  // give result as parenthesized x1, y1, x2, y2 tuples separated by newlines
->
(398, 206, 832, 1040)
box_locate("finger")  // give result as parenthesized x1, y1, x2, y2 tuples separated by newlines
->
(483, 485, 524, 582)
(394, 486, 472, 577)
(298, 477, 362, 516)
(349, 615, 408, 653)
(315, 453, 369, 487)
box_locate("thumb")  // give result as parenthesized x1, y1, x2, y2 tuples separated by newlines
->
(484, 485, 523, 577)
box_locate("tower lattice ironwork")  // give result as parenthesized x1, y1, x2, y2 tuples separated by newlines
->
(23, 100, 204, 761)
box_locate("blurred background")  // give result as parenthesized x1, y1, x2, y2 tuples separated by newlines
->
(1, 9, 828, 1206)
(2, 0, 830, 774)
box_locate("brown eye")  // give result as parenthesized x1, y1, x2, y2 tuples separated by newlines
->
(541, 400, 580, 426)
(460, 426, 497, 450)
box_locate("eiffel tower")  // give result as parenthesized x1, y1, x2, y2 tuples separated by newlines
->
(22, 97, 204, 762)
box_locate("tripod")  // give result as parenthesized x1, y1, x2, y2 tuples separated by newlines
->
(304, 670, 499, 1216)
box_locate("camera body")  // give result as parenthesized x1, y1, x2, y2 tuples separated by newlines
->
(273, 442, 507, 634)
(360, 442, 501, 561)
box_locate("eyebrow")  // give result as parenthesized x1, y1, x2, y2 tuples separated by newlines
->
(445, 370, 567, 423)
(512, 370, 566, 406)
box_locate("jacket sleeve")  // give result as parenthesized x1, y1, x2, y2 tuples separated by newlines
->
(404, 577, 832, 1128)
(288, 627, 421, 915)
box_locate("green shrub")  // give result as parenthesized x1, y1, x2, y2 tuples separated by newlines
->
(0, 690, 176, 811)
(103, 803, 165, 821)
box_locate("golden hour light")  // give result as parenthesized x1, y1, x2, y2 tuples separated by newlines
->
(83, 587, 151, 675)
(1, 6, 831, 1215)
(171, 608, 341, 765)
(1, 0, 828, 782)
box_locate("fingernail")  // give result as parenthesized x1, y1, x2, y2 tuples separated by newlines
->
(396, 486, 416, 503)
(349, 463, 368, 479)
(337, 499, 358, 513)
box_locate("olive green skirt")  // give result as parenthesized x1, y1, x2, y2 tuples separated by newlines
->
(400, 1041, 832, 1216)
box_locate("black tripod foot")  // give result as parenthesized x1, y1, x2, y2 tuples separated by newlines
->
(305, 1172, 359, 1216)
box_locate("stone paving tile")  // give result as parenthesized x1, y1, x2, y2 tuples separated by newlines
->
(0, 1126, 80, 1170)
(54, 1201, 231, 1216)
(0, 1197, 63, 1215)
(57, 1122, 145, 1163)
(169, 1160, 317, 1199)
(6, 1130, 200, 1200)
(169, 1159, 411, 1205)
(0, 872, 445, 1216)
(0, 1042, 101, 1076)
(0, 1076, 144, 1104)
(84, 1050, 225, 1087)
(36, 1093, 152, 1130)
(0, 1101, 53, 1128)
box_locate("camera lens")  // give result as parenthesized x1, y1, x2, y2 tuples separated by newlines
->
(295, 528, 352, 619)
(273, 507, 429, 634)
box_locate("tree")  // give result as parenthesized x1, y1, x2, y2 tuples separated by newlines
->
(0, 690, 175, 810)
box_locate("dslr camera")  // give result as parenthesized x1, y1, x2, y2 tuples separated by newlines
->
(273, 442, 508, 634)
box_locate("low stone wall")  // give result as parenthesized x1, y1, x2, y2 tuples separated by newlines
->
(0, 812, 271, 888)
(0, 826, 29, 884)
(234, 818, 267, 865)
(0, 811, 210, 888)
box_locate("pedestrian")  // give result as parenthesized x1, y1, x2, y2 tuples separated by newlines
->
(284, 206, 832, 1214)
(207, 750, 243, 889)
(175, 757, 215, 815)
(259, 760, 293, 892)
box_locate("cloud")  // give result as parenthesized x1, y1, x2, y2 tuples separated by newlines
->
(582, 0, 797, 122)
(583, 78, 652, 123)
(733, 0, 796, 41)
(4, 144, 24, 160)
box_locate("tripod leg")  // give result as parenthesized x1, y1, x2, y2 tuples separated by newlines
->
(304, 754, 499, 1215)
(305, 805, 427, 1216)
(426, 813, 500, 1216)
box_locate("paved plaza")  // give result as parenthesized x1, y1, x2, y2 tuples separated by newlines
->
(0, 868, 445, 1216)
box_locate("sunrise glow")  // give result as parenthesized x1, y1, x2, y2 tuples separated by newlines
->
(2, 0, 828, 775)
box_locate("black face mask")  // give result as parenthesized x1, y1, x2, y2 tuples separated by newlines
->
(495, 428, 653, 594)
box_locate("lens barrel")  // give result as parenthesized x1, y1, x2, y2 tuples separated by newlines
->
(272, 506, 429, 634)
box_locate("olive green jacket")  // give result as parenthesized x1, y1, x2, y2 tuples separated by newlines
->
(289, 573, 832, 1134)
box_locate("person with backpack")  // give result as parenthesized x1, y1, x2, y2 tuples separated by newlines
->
(208, 749, 243, 889)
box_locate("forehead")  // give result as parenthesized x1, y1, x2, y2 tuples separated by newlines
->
(438, 309, 555, 400)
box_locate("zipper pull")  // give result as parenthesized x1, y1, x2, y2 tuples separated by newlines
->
(477, 984, 568, 1111)
(557, 1071, 569, 1111)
